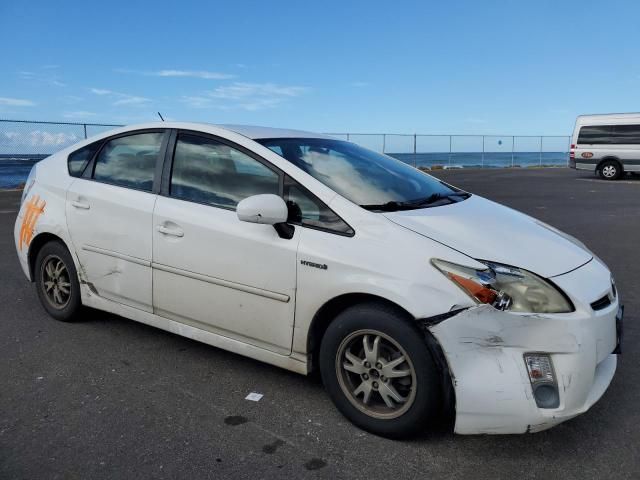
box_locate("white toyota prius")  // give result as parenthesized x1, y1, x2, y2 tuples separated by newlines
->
(14, 122, 622, 438)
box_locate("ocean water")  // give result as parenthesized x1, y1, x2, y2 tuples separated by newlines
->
(0, 152, 568, 189)
(0, 155, 45, 189)
(389, 151, 568, 168)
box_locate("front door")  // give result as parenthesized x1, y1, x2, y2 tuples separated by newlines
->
(152, 132, 299, 354)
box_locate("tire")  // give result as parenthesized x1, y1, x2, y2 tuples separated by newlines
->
(319, 303, 441, 438)
(599, 160, 622, 180)
(34, 240, 83, 322)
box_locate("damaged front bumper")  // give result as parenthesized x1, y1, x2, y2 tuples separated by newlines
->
(428, 258, 620, 435)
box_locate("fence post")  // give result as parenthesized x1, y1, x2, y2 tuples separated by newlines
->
(539, 136, 543, 167)
(413, 134, 417, 167)
(346, 133, 350, 141)
(448, 135, 452, 167)
(482, 135, 485, 168)
(382, 134, 386, 154)
(83, 124, 87, 139)
(511, 136, 515, 167)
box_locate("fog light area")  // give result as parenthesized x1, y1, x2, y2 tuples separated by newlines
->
(524, 353, 560, 409)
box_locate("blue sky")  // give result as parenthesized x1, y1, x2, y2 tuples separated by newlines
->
(0, 0, 638, 135)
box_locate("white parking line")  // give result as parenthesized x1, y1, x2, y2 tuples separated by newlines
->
(577, 178, 640, 185)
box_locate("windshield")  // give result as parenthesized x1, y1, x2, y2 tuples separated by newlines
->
(257, 138, 467, 210)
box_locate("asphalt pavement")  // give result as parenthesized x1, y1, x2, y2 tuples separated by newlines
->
(1, 168, 639, 479)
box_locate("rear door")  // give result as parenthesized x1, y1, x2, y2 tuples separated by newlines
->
(66, 129, 168, 312)
(151, 131, 299, 354)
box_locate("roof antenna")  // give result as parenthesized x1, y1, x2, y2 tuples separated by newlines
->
(157, 112, 165, 121)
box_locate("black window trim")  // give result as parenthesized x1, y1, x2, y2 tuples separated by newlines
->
(78, 128, 170, 194)
(283, 174, 355, 237)
(160, 129, 355, 237)
(67, 139, 103, 178)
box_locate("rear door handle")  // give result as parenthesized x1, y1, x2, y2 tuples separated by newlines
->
(71, 200, 90, 210)
(157, 225, 184, 237)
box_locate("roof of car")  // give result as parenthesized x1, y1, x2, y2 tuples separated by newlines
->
(94, 122, 335, 144)
(218, 124, 333, 140)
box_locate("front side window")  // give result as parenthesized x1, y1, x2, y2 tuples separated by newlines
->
(170, 133, 279, 209)
(68, 141, 101, 177)
(284, 175, 353, 235)
(93, 132, 163, 191)
(257, 138, 464, 210)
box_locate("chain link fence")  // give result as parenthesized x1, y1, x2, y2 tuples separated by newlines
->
(0, 119, 122, 188)
(1, 119, 570, 189)
(326, 133, 571, 170)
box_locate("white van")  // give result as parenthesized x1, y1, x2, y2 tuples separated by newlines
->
(15, 122, 622, 438)
(570, 113, 640, 179)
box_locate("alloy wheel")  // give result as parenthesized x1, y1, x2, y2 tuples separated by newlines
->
(335, 329, 417, 419)
(602, 165, 617, 178)
(41, 254, 71, 309)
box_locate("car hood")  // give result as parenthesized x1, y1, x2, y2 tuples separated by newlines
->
(383, 195, 592, 278)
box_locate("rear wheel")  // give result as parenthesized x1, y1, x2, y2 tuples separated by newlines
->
(35, 241, 82, 322)
(599, 160, 622, 180)
(319, 303, 441, 438)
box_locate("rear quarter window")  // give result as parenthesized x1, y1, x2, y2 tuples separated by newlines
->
(67, 141, 102, 177)
(577, 124, 640, 145)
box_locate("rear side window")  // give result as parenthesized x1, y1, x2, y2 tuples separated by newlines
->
(613, 125, 640, 144)
(578, 124, 640, 145)
(68, 141, 101, 177)
(170, 133, 280, 209)
(284, 175, 354, 236)
(577, 126, 613, 144)
(93, 132, 163, 191)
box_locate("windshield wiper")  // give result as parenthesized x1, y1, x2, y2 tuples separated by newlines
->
(360, 192, 470, 212)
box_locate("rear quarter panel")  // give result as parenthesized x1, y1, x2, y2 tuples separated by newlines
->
(14, 154, 77, 281)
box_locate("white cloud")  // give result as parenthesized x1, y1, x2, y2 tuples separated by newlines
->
(155, 69, 234, 80)
(185, 82, 310, 111)
(60, 95, 84, 104)
(181, 96, 214, 108)
(90, 88, 112, 95)
(0, 97, 36, 107)
(0, 130, 80, 148)
(90, 88, 151, 106)
(18, 69, 66, 87)
(208, 82, 308, 100)
(113, 95, 151, 106)
(63, 110, 97, 119)
(350, 81, 370, 88)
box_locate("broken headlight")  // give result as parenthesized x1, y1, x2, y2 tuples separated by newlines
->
(432, 259, 573, 314)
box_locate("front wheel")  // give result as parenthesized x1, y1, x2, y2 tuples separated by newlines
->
(34, 240, 83, 322)
(319, 303, 441, 438)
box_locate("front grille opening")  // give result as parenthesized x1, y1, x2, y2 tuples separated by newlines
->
(591, 295, 611, 311)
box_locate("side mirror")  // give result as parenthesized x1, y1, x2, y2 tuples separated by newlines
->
(237, 194, 288, 225)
